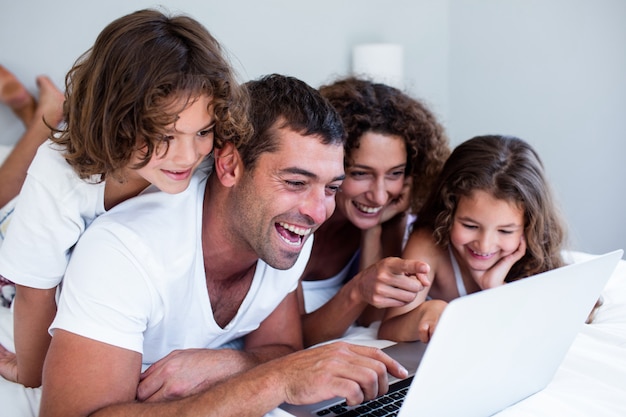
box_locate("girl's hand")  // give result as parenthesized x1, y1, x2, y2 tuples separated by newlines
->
(475, 236, 527, 290)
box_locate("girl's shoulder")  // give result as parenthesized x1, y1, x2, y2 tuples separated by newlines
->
(403, 227, 448, 271)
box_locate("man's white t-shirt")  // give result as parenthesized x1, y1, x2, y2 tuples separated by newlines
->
(51, 174, 310, 366)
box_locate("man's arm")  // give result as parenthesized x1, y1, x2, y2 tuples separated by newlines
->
(66, 342, 408, 417)
(136, 291, 303, 402)
(40, 329, 142, 417)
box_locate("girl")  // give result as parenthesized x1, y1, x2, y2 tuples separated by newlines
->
(298, 77, 449, 347)
(378, 135, 567, 343)
(0, 9, 251, 388)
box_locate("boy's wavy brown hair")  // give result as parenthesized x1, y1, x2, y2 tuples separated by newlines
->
(53, 9, 251, 181)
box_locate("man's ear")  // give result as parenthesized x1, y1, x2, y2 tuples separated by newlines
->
(213, 142, 242, 187)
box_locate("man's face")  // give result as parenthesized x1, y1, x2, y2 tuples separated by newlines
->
(232, 128, 345, 270)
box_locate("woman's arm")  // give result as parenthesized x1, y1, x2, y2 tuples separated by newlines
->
(300, 258, 429, 347)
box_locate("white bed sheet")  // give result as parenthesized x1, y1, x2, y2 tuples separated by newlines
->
(271, 251, 626, 416)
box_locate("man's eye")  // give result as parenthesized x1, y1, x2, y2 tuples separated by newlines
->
(327, 185, 340, 194)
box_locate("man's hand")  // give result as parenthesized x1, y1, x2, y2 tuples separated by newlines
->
(0, 343, 17, 383)
(353, 257, 430, 309)
(137, 348, 249, 402)
(474, 236, 527, 290)
(278, 342, 408, 406)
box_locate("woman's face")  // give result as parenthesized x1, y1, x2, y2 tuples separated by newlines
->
(336, 131, 407, 229)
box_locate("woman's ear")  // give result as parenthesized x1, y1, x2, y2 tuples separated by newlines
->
(213, 142, 241, 187)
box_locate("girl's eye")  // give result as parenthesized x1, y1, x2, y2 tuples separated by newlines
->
(349, 171, 367, 178)
(162, 135, 174, 142)
(463, 223, 478, 230)
(499, 230, 515, 235)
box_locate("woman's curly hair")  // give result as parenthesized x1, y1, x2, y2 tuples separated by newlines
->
(319, 76, 450, 213)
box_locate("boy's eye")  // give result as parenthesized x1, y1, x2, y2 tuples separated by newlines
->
(199, 126, 215, 137)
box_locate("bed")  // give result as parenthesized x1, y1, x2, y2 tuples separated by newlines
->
(270, 251, 626, 416)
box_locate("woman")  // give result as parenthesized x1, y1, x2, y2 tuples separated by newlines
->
(297, 77, 450, 347)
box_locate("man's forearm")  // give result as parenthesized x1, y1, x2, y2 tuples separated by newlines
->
(92, 365, 285, 417)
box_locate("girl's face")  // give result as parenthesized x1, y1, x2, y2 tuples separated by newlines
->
(450, 189, 525, 276)
(129, 95, 216, 194)
(336, 131, 407, 229)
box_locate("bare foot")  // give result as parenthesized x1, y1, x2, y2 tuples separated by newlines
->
(0, 65, 36, 126)
(33, 75, 64, 128)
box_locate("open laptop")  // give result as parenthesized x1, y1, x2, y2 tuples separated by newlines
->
(281, 249, 623, 417)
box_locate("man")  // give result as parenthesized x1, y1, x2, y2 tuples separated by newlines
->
(37, 74, 411, 417)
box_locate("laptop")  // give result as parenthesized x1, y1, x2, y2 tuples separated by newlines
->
(281, 249, 623, 417)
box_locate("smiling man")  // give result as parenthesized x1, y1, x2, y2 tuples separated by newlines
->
(31, 74, 411, 417)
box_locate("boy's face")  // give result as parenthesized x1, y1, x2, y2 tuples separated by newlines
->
(130, 94, 216, 194)
(231, 128, 345, 270)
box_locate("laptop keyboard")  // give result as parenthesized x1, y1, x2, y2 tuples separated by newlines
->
(313, 376, 414, 417)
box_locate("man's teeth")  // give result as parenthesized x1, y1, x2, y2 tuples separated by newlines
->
(354, 202, 383, 214)
(279, 222, 311, 236)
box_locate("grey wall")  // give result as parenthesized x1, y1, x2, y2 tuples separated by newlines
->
(1, 0, 624, 256)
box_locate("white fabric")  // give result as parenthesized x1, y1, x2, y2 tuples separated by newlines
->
(301, 251, 359, 314)
(51, 173, 308, 364)
(0, 140, 107, 289)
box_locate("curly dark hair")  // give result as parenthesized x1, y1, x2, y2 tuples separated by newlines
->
(240, 74, 345, 171)
(415, 135, 567, 281)
(53, 9, 252, 180)
(318, 76, 450, 213)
